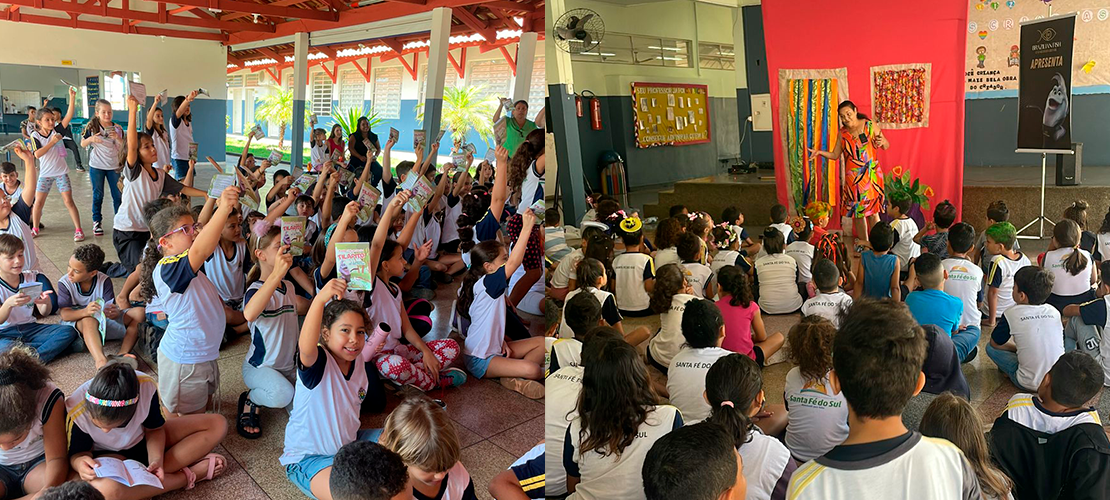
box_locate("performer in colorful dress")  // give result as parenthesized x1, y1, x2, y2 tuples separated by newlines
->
(809, 100, 890, 248)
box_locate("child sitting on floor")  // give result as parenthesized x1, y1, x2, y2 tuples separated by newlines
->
(709, 224, 750, 278)
(786, 218, 815, 298)
(0, 345, 68, 498)
(549, 291, 601, 374)
(678, 232, 715, 299)
(330, 441, 411, 500)
(974, 200, 1021, 275)
(990, 352, 1109, 499)
(804, 201, 831, 245)
(920, 393, 1013, 500)
(704, 353, 794, 498)
(646, 264, 698, 375)
(801, 259, 853, 327)
(0, 234, 76, 363)
(984, 222, 1031, 325)
(754, 228, 803, 314)
(905, 253, 967, 356)
(380, 391, 479, 499)
(784, 316, 848, 463)
(57, 244, 143, 369)
(887, 193, 921, 278)
(716, 266, 784, 365)
(942, 222, 984, 364)
(612, 216, 656, 317)
(855, 221, 900, 300)
(768, 204, 793, 244)
(1043, 219, 1097, 312)
(652, 217, 685, 270)
(914, 200, 956, 259)
(987, 266, 1063, 392)
(558, 258, 629, 339)
(666, 298, 733, 424)
(722, 205, 760, 256)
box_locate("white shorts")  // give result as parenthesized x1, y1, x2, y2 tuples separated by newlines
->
(157, 350, 219, 414)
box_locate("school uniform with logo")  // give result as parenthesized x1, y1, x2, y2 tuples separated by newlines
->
(681, 261, 714, 299)
(783, 368, 849, 462)
(989, 303, 1063, 391)
(801, 291, 853, 328)
(564, 405, 683, 500)
(558, 287, 621, 339)
(739, 426, 796, 500)
(890, 217, 921, 272)
(0, 212, 36, 272)
(545, 364, 582, 497)
(986, 253, 1032, 319)
(1044, 247, 1096, 310)
(242, 279, 299, 409)
(665, 346, 731, 424)
(0, 272, 74, 364)
(205, 241, 248, 307)
(113, 160, 184, 272)
(551, 249, 584, 289)
(56, 272, 127, 341)
(0, 381, 63, 498)
(647, 294, 698, 371)
(66, 372, 165, 460)
(547, 338, 582, 375)
(612, 252, 654, 315)
(786, 240, 815, 284)
(754, 254, 803, 314)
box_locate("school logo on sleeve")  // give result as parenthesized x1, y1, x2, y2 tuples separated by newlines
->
(358, 388, 367, 401)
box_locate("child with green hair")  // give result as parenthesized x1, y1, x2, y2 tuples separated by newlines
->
(985, 221, 1031, 325)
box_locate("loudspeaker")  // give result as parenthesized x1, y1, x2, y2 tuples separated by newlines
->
(1056, 142, 1082, 186)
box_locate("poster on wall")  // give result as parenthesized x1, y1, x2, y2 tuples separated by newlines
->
(965, 0, 1109, 97)
(630, 82, 711, 148)
(85, 76, 100, 111)
(1017, 14, 1074, 153)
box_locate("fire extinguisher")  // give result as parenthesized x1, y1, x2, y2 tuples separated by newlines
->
(575, 94, 583, 117)
(583, 90, 601, 131)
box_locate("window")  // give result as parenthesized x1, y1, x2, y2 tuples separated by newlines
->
(227, 74, 244, 87)
(418, 63, 460, 103)
(339, 70, 365, 114)
(699, 42, 735, 70)
(527, 57, 545, 119)
(468, 60, 512, 103)
(104, 72, 130, 110)
(245, 73, 261, 87)
(372, 67, 402, 120)
(311, 72, 332, 116)
(570, 33, 632, 64)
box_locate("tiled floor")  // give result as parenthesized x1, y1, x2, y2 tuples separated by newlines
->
(21, 151, 541, 500)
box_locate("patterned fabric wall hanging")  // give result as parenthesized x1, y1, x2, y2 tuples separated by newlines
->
(778, 68, 850, 215)
(870, 63, 931, 129)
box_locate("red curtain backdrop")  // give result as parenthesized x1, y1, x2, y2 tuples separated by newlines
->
(762, 0, 967, 223)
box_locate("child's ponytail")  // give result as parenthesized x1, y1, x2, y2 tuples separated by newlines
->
(0, 345, 51, 436)
(703, 353, 762, 448)
(1055, 219, 1088, 276)
(650, 264, 686, 314)
(457, 189, 492, 254)
(575, 258, 606, 291)
(246, 223, 282, 284)
(456, 240, 504, 320)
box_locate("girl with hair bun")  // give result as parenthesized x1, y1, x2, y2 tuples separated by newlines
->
(0, 345, 67, 498)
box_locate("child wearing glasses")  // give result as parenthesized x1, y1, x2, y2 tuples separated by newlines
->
(138, 186, 240, 415)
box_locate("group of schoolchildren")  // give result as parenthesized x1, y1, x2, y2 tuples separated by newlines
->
(544, 191, 1110, 499)
(0, 92, 549, 500)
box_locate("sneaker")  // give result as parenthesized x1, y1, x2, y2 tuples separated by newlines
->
(438, 367, 467, 388)
(962, 346, 979, 364)
(74, 229, 85, 242)
(92, 221, 103, 236)
(501, 377, 544, 399)
(30, 228, 39, 238)
(76, 165, 85, 172)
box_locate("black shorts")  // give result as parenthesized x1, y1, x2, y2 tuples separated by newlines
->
(753, 345, 766, 367)
(645, 345, 668, 375)
(440, 239, 461, 255)
(619, 307, 655, 318)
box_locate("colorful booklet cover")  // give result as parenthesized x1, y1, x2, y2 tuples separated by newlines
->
(400, 175, 435, 213)
(240, 192, 260, 213)
(92, 298, 107, 343)
(528, 198, 546, 218)
(389, 127, 399, 143)
(335, 242, 373, 291)
(451, 153, 468, 173)
(291, 174, 317, 194)
(208, 173, 237, 199)
(356, 185, 382, 225)
(281, 216, 307, 256)
(267, 149, 283, 164)
(463, 143, 476, 155)
(17, 282, 41, 311)
(413, 130, 426, 150)
(337, 167, 356, 187)
(250, 124, 264, 140)
(127, 82, 146, 104)
(188, 142, 198, 161)
(93, 457, 163, 489)
(483, 148, 497, 164)
(434, 129, 447, 143)
(0, 138, 35, 154)
(330, 148, 344, 162)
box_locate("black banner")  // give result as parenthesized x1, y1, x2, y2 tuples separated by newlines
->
(1017, 14, 1075, 153)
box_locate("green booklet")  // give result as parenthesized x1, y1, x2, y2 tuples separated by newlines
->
(335, 242, 373, 291)
(281, 216, 307, 256)
(356, 185, 381, 225)
(207, 173, 237, 199)
(400, 175, 435, 213)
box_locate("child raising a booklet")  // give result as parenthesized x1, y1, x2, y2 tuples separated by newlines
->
(66, 362, 227, 499)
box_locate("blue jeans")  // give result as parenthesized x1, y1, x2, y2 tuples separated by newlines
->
(89, 168, 122, 223)
(986, 343, 1034, 391)
(173, 159, 191, 181)
(0, 323, 78, 363)
(953, 325, 981, 362)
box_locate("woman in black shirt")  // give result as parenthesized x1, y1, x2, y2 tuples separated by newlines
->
(347, 116, 382, 187)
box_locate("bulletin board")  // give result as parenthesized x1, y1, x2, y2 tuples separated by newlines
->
(630, 82, 711, 148)
(966, 0, 1110, 97)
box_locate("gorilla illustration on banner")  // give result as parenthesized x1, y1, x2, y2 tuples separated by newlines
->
(1017, 14, 1074, 152)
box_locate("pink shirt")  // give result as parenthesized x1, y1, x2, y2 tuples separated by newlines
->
(716, 295, 758, 360)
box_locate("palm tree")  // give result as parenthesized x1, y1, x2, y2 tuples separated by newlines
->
(254, 85, 313, 146)
(414, 85, 498, 148)
(334, 105, 385, 136)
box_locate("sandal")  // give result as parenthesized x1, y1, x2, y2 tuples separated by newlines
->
(182, 453, 225, 490)
(236, 392, 262, 439)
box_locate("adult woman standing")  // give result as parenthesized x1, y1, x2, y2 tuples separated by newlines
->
(169, 90, 198, 181)
(493, 99, 546, 158)
(809, 100, 890, 247)
(347, 117, 381, 186)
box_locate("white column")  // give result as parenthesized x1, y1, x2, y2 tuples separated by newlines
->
(291, 31, 309, 170)
(511, 31, 537, 102)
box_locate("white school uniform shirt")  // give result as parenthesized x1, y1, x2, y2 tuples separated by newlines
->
(666, 346, 731, 424)
(56, 272, 113, 310)
(613, 253, 655, 312)
(0, 382, 62, 466)
(770, 222, 793, 243)
(558, 287, 620, 339)
(711, 249, 742, 276)
(243, 280, 299, 375)
(84, 124, 124, 171)
(943, 257, 984, 329)
(66, 372, 160, 452)
(30, 130, 67, 178)
(1003, 393, 1100, 434)
(464, 266, 510, 359)
(0, 272, 49, 329)
(564, 405, 682, 500)
(545, 365, 583, 496)
(0, 214, 36, 272)
(520, 159, 544, 207)
(739, 427, 793, 500)
(441, 195, 463, 244)
(150, 127, 171, 168)
(205, 241, 247, 303)
(169, 113, 193, 161)
(647, 293, 698, 368)
(786, 241, 815, 283)
(996, 303, 1063, 390)
(551, 249, 584, 289)
(681, 262, 714, 299)
(114, 161, 169, 232)
(549, 338, 582, 373)
(783, 368, 850, 462)
(280, 346, 370, 466)
(986, 253, 1032, 318)
(653, 247, 682, 270)
(310, 144, 328, 171)
(1044, 247, 1093, 296)
(800, 291, 853, 328)
(890, 217, 921, 271)
(754, 254, 803, 314)
(2, 183, 20, 204)
(368, 277, 406, 353)
(1097, 232, 1110, 262)
(411, 211, 443, 260)
(153, 250, 228, 364)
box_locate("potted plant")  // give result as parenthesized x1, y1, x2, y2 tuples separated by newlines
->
(883, 165, 935, 228)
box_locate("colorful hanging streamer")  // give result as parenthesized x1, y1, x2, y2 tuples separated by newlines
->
(785, 78, 839, 214)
